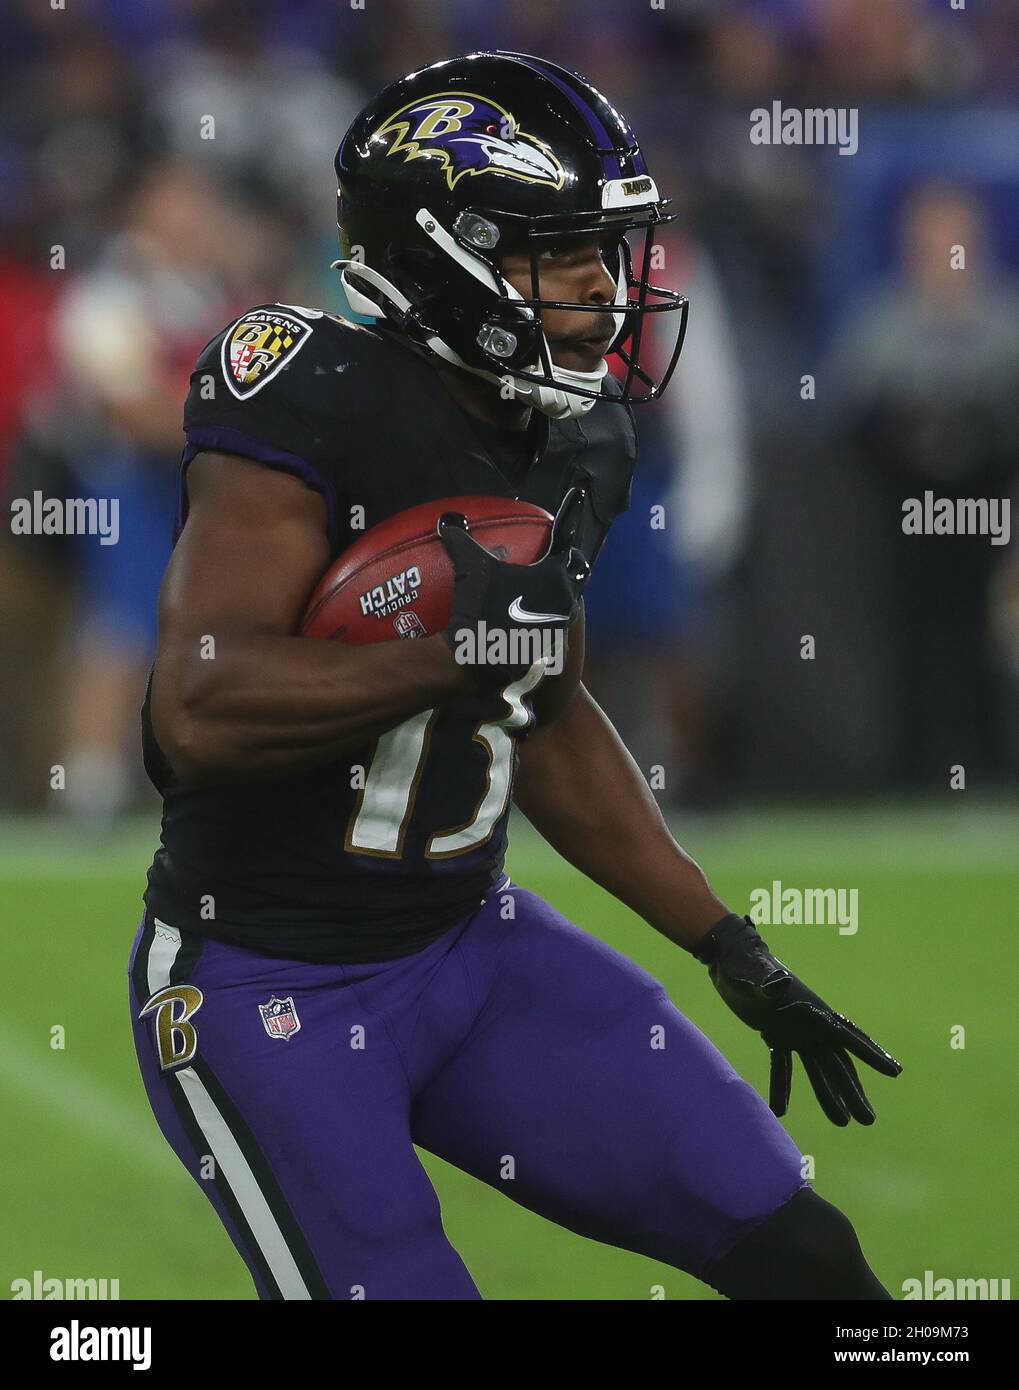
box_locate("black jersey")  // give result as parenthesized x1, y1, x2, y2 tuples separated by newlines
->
(142, 303, 637, 963)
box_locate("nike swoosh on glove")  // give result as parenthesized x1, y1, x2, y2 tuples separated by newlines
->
(694, 913, 903, 1126)
(437, 487, 590, 688)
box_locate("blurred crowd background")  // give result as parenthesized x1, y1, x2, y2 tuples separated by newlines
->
(1, 0, 1017, 821)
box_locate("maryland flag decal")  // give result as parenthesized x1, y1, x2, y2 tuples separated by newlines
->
(222, 308, 313, 399)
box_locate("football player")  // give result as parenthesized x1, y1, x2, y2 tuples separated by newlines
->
(130, 51, 901, 1300)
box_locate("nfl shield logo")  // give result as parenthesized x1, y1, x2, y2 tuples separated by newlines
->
(259, 995, 301, 1041)
(394, 610, 426, 639)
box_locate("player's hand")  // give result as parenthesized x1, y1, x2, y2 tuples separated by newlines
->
(693, 913, 903, 1126)
(438, 488, 590, 688)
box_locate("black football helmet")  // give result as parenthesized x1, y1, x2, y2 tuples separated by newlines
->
(334, 51, 688, 420)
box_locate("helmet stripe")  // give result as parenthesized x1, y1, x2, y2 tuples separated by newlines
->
(504, 53, 629, 179)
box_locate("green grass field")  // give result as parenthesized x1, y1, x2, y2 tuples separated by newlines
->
(2, 804, 1016, 1300)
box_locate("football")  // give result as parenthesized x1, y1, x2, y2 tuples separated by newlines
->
(300, 495, 554, 643)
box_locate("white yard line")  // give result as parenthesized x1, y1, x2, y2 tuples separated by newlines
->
(0, 1022, 173, 1175)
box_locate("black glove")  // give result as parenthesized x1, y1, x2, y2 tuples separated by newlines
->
(694, 913, 902, 1126)
(438, 487, 590, 689)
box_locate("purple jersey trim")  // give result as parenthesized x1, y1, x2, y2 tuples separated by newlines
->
(177, 426, 339, 547)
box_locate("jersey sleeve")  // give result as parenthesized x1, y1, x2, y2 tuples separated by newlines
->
(179, 304, 343, 546)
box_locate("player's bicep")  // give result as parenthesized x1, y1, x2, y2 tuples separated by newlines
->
(151, 451, 330, 745)
(157, 450, 330, 641)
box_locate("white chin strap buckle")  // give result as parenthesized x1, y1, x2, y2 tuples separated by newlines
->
(510, 359, 609, 419)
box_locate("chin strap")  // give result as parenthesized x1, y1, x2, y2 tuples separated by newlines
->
(332, 256, 607, 421)
(503, 359, 608, 419)
(416, 331, 606, 420)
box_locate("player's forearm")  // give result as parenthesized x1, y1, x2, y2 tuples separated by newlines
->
(514, 685, 728, 951)
(153, 632, 471, 782)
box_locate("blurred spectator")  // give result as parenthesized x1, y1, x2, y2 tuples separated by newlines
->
(47, 163, 276, 821)
(828, 180, 1019, 784)
(584, 232, 751, 807)
(1, 0, 1018, 813)
(147, 0, 362, 236)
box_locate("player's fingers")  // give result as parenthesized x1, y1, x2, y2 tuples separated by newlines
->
(562, 547, 591, 589)
(437, 513, 486, 566)
(437, 510, 469, 534)
(768, 1046, 792, 1117)
(827, 1049, 876, 1126)
(548, 486, 586, 553)
(834, 1016, 903, 1077)
(800, 1050, 850, 1127)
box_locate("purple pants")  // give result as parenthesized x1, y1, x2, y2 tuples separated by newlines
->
(129, 879, 808, 1299)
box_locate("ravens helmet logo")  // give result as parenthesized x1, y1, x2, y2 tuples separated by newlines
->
(372, 93, 566, 192)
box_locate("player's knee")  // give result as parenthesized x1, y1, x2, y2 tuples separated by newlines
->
(702, 1187, 892, 1300)
(777, 1189, 861, 1274)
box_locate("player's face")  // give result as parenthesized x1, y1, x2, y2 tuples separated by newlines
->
(499, 234, 619, 373)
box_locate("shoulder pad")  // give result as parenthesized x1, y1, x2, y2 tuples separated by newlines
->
(184, 304, 401, 463)
(191, 303, 382, 403)
(217, 303, 324, 400)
